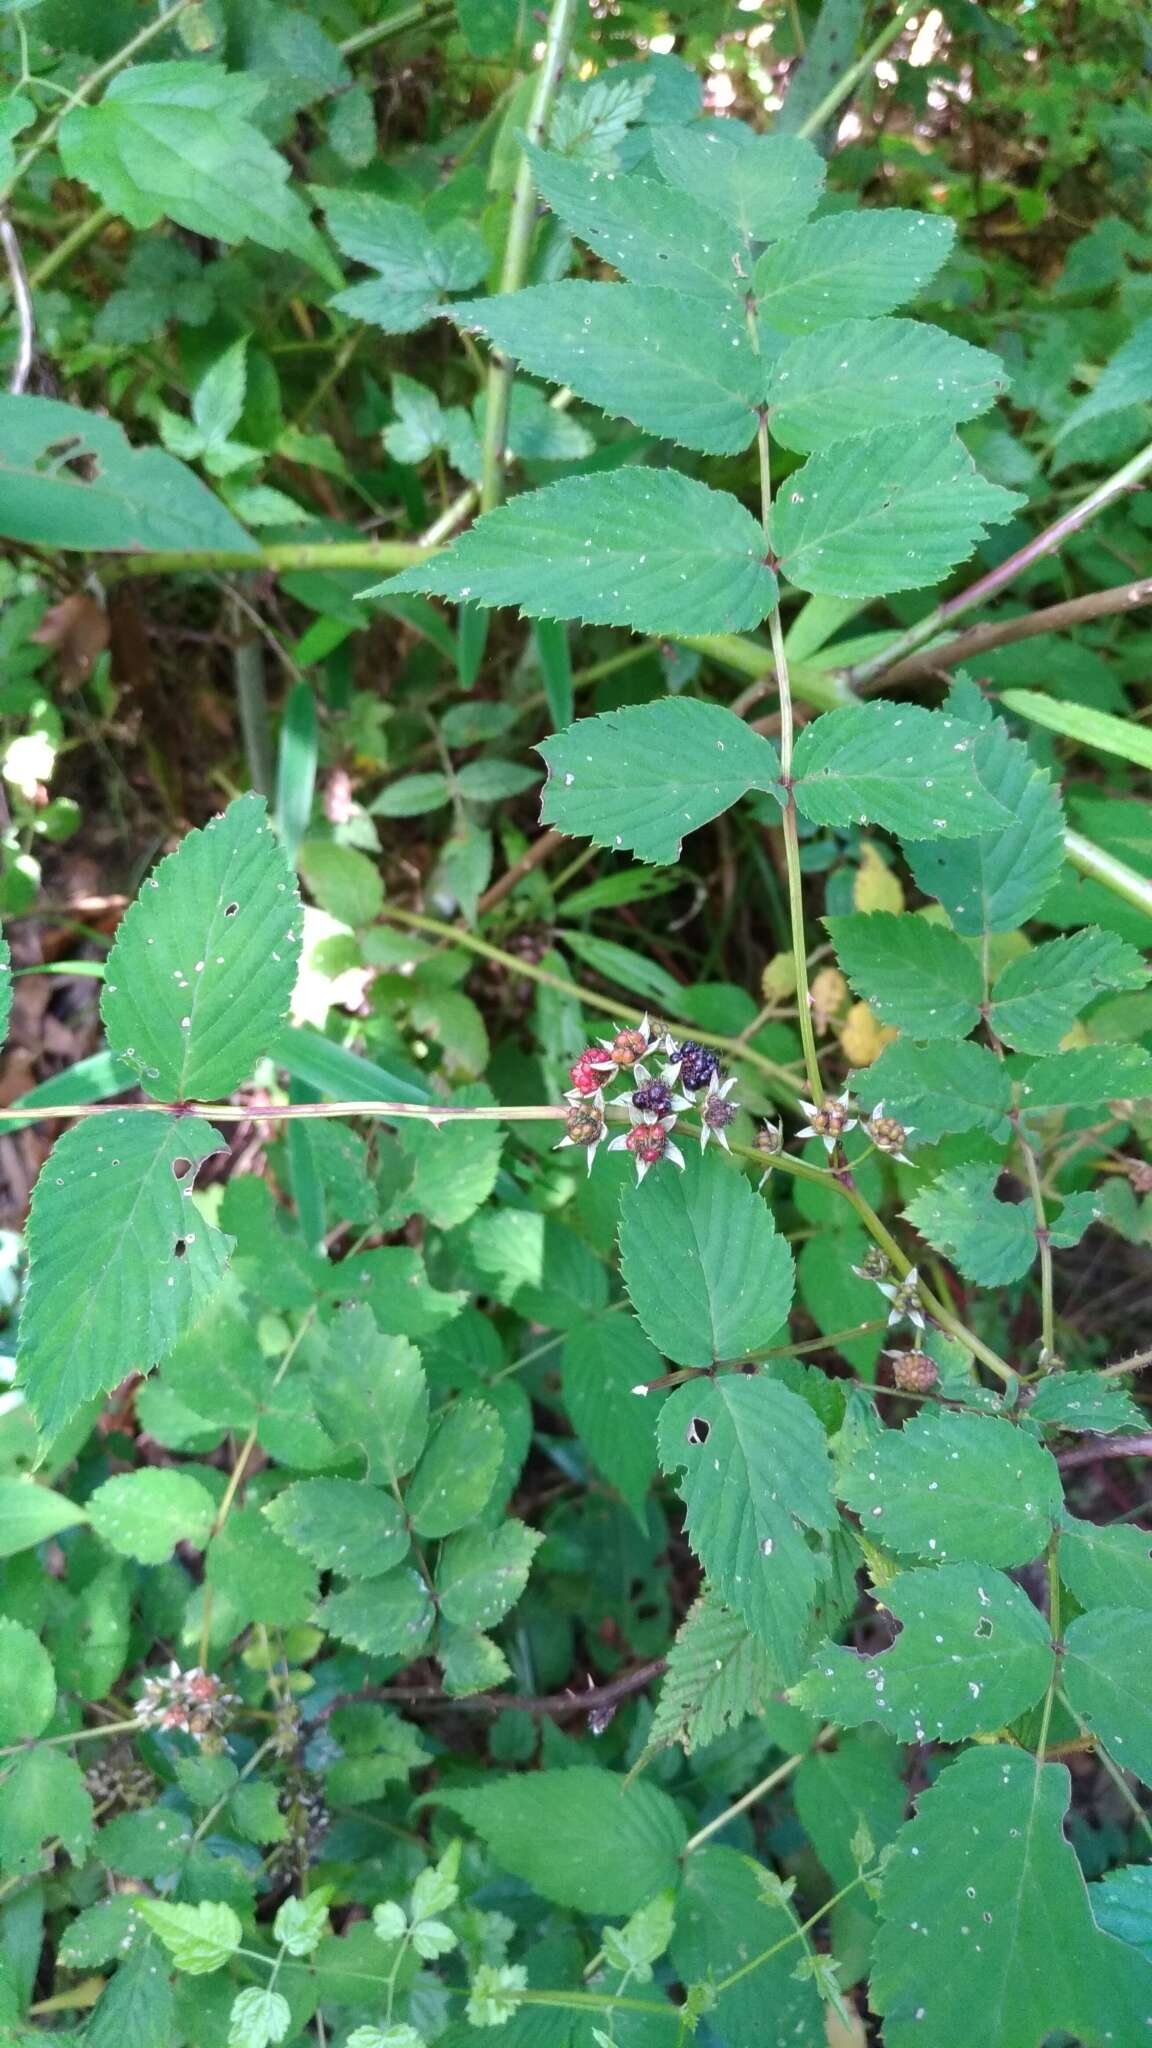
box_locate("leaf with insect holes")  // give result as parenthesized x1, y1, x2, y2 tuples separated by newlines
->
(620, 1149, 794, 1364)
(524, 145, 741, 300)
(904, 1165, 1097, 1286)
(0, 393, 258, 556)
(457, 282, 761, 455)
(102, 794, 301, 1102)
(87, 1468, 216, 1564)
(792, 704, 1012, 839)
(1063, 1609, 1152, 1788)
(646, 1593, 784, 1755)
(753, 209, 956, 334)
(538, 698, 781, 865)
(371, 470, 778, 636)
(987, 928, 1149, 1053)
(905, 710, 1066, 935)
(652, 124, 825, 241)
(792, 1564, 1053, 1742)
(766, 318, 1007, 454)
(825, 911, 982, 1039)
(838, 1410, 1062, 1567)
(18, 1113, 231, 1436)
(59, 64, 337, 282)
(872, 1748, 1152, 2048)
(658, 1374, 834, 1675)
(774, 426, 1024, 598)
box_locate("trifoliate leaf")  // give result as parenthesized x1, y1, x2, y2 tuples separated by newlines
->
(0, 1748, 94, 1874)
(652, 124, 824, 241)
(620, 1149, 795, 1364)
(59, 65, 337, 282)
(767, 318, 1006, 454)
(825, 911, 982, 1039)
(538, 698, 781, 865)
(774, 426, 1023, 598)
(102, 793, 301, 1102)
(0, 393, 257, 555)
(792, 704, 1011, 840)
(753, 210, 956, 334)
(406, 1398, 504, 1538)
(1060, 1516, 1152, 1613)
(525, 145, 740, 299)
(645, 1593, 781, 1754)
(839, 1410, 1062, 1566)
(429, 1768, 686, 1914)
(658, 1374, 834, 1674)
(373, 470, 778, 636)
(435, 1518, 543, 1629)
(671, 1847, 825, 2048)
(988, 928, 1149, 1053)
(263, 1478, 409, 1578)
(459, 282, 761, 455)
(872, 1748, 1152, 2048)
(317, 188, 487, 331)
(0, 1617, 55, 1743)
(136, 1900, 241, 1975)
(562, 1314, 662, 1509)
(905, 712, 1066, 936)
(792, 1565, 1053, 1741)
(852, 1039, 1011, 1142)
(1063, 1609, 1152, 1787)
(88, 1468, 216, 1564)
(18, 1113, 231, 1436)
(319, 1567, 435, 1658)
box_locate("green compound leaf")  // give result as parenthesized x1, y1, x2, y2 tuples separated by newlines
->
(429, 1767, 686, 1915)
(872, 1747, 1152, 2048)
(767, 318, 1007, 455)
(753, 210, 956, 333)
(0, 1616, 55, 1743)
(263, 1478, 409, 1578)
(774, 426, 1024, 598)
(792, 1564, 1053, 1742)
(852, 1039, 1011, 1142)
(658, 1374, 834, 1675)
(652, 124, 825, 242)
(538, 699, 781, 866)
(0, 1748, 95, 1876)
(905, 709, 1066, 936)
(458, 282, 761, 456)
(1061, 1516, 1152, 1613)
(524, 146, 741, 299)
(620, 1148, 795, 1365)
(1063, 1609, 1152, 1787)
(59, 64, 337, 282)
(987, 928, 1149, 1053)
(671, 1847, 825, 2048)
(646, 1593, 782, 1755)
(374, 470, 778, 637)
(435, 1518, 543, 1629)
(136, 1900, 241, 1976)
(406, 1397, 504, 1538)
(1025, 1371, 1144, 1437)
(906, 1164, 1096, 1286)
(319, 1567, 435, 1658)
(0, 393, 257, 556)
(317, 187, 487, 332)
(562, 1314, 662, 1510)
(839, 1410, 1062, 1566)
(792, 704, 1011, 840)
(87, 1468, 216, 1564)
(18, 1113, 232, 1437)
(102, 793, 302, 1103)
(825, 911, 982, 1039)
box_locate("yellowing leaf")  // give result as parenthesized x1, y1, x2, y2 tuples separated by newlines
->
(839, 1000, 896, 1067)
(853, 843, 904, 914)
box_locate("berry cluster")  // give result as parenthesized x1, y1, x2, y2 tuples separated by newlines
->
(556, 1018, 740, 1183)
(133, 1662, 237, 1745)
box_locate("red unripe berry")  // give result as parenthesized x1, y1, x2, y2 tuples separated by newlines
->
(626, 1122, 668, 1167)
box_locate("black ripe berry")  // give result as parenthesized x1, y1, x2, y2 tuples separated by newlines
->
(674, 1042, 720, 1092)
(632, 1078, 673, 1116)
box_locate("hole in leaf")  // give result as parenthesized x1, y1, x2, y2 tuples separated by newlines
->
(173, 1238, 188, 1259)
(224, 901, 239, 918)
(687, 1416, 710, 1446)
(975, 1617, 993, 1639)
(171, 1157, 194, 1180)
